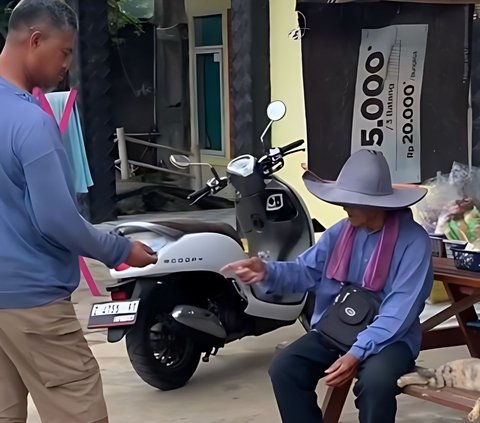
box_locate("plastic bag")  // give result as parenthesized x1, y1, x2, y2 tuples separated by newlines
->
(450, 162, 480, 205)
(414, 161, 480, 243)
(414, 171, 463, 234)
(437, 198, 474, 237)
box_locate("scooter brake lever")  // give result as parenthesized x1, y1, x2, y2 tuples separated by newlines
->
(189, 190, 210, 206)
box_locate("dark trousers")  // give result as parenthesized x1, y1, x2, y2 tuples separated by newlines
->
(268, 331, 415, 423)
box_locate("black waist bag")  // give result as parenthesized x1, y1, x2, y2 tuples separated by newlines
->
(315, 284, 381, 354)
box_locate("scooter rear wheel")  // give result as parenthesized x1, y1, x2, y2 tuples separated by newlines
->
(126, 298, 201, 391)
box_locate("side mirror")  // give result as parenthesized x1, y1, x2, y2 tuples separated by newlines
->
(170, 154, 191, 169)
(266, 101, 287, 122)
(169, 154, 221, 181)
(260, 100, 287, 149)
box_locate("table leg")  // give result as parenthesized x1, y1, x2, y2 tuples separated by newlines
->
(421, 290, 480, 332)
(444, 283, 480, 358)
(422, 327, 466, 350)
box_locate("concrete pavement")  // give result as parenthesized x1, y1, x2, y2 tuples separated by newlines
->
(28, 283, 472, 421)
(27, 316, 471, 422)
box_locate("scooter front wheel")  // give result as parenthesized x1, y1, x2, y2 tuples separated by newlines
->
(126, 298, 201, 391)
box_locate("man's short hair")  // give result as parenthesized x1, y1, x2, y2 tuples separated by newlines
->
(8, 0, 78, 32)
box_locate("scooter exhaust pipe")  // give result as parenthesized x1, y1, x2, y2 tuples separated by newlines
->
(169, 305, 226, 348)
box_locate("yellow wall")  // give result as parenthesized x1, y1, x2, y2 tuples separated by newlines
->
(184, 0, 230, 17)
(184, 0, 348, 224)
(269, 0, 345, 228)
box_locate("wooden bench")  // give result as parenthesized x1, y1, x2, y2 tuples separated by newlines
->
(320, 314, 475, 423)
(320, 369, 480, 423)
(402, 384, 479, 413)
(400, 366, 480, 419)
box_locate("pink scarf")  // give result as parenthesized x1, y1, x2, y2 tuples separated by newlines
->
(326, 211, 403, 292)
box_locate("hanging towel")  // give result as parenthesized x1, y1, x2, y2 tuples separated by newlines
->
(45, 91, 93, 194)
(33, 87, 102, 297)
(326, 210, 405, 292)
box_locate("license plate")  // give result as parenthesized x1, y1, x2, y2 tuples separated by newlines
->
(87, 300, 140, 329)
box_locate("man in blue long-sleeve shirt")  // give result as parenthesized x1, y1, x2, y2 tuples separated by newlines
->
(223, 150, 433, 423)
(0, 2, 156, 422)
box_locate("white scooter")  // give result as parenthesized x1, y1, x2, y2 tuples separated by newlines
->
(88, 101, 322, 391)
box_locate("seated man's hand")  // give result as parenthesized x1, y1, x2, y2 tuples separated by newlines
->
(220, 257, 266, 284)
(324, 354, 360, 387)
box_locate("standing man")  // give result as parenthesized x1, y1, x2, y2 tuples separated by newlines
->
(0, 1, 156, 422)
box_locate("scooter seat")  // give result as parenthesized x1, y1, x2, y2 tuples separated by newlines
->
(152, 219, 243, 247)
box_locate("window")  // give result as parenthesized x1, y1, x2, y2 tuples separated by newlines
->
(118, 0, 155, 20)
(194, 15, 225, 156)
(195, 15, 223, 47)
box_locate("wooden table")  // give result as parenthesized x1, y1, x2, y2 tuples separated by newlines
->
(421, 258, 480, 355)
(321, 257, 480, 423)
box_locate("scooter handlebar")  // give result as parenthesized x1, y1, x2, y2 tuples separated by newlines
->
(279, 139, 304, 155)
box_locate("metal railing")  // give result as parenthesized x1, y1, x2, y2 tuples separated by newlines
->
(114, 127, 195, 181)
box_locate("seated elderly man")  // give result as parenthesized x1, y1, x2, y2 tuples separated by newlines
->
(222, 149, 433, 423)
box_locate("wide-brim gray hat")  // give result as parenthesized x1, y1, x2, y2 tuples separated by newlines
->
(302, 149, 427, 209)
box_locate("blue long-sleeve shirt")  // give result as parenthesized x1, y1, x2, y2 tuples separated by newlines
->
(262, 210, 433, 361)
(0, 76, 131, 309)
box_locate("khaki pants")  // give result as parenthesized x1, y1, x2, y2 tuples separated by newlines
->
(0, 300, 108, 423)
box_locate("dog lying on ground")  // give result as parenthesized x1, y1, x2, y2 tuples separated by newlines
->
(397, 358, 480, 422)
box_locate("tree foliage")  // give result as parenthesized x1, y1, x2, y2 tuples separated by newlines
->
(107, 0, 146, 44)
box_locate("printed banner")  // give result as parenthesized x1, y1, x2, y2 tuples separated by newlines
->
(350, 24, 428, 183)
